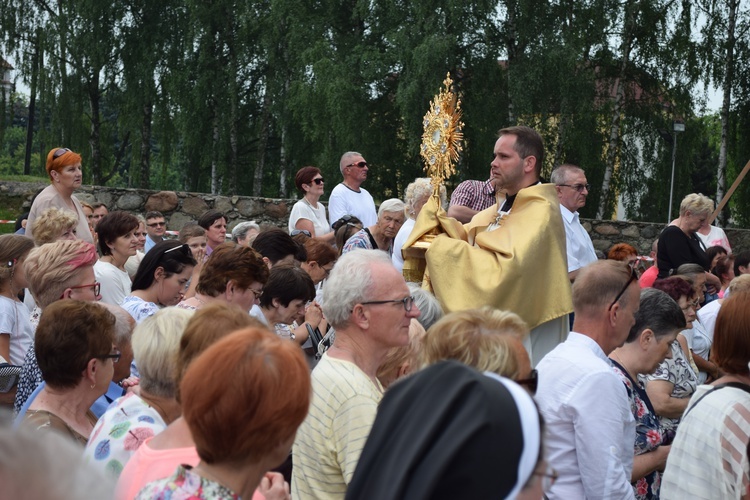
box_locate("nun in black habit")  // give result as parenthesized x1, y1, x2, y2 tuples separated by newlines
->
(345, 360, 546, 500)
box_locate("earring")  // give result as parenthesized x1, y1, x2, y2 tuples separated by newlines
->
(90, 383, 95, 389)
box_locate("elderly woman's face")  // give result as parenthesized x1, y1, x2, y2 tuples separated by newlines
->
(412, 193, 431, 219)
(677, 295, 697, 328)
(685, 210, 708, 233)
(377, 211, 405, 239)
(52, 163, 83, 191)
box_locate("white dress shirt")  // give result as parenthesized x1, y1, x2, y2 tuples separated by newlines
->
(536, 332, 636, 500)
(560, 205, 598, 273)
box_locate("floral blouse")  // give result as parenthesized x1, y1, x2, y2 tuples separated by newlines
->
(612, 359, 667, 499)
(644, 340, 698, 439)
(136, 465, 239, 500)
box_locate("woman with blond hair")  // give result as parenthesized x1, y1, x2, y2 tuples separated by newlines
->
(14, 239, 101, 413)
(657, 193, 713, 279)
(30, 207, 79, 246)
(419, 306, 536, 392)
(26, 147, 93, 244)
(84, 307, 193, 478)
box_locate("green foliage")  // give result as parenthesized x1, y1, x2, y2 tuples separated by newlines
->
(0, 0, 749, 225)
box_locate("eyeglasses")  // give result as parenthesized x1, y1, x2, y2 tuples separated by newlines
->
(361, 296, 414, 312)
(97, 349, 121, 363)
(557, 183, 591, 192)
(533, 465, 559, 492)
(61, 281, 101, 299)
(249, 288, 263, 299)
(291, 229, 312, 237)
(515, 369, 538, 395)
(608, 264, 638, 311)
(346, 161, 368, 169)
(312, 178, 324, 185)
(52, 148, 71, 159)
(681, 299, 699, 311)
(147, 221, 166, 228)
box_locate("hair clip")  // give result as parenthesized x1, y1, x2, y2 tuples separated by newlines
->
(6, 260, 13, 267)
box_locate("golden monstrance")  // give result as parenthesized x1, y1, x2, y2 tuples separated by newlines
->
(401, 73, 464, 283)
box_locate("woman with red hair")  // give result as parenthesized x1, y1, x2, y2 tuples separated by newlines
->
(26, 148, 93, 244)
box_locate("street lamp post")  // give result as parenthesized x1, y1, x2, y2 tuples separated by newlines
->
(668, 121, 686, 223)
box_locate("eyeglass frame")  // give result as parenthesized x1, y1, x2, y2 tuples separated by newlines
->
(147, 221, 166, 228)
(248, 288, 264, 300)
(608, 264, 638, 311)
(52, 148, 72, 159)
(360, 295, 415, 312)
(311, 177, 324, 185)
(346, 161, 368, 169)
(97, 349, 121, 363)
(515, 368, 538, 395)
(291, 229, 312, 237)
(556, 183, 591, 192)
(60, 281, 101, 299)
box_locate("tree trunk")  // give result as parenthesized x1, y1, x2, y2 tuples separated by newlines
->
(254, 87, 272, 197)
(88, 72, 102, 185)
(279, 126, 287, 197)
(24, 34, 41, 176)
(716, 0, 737, 225)
(139, 101, 152, 189)
(228, 57, 239, 195)
(504, 0, 517, 123)
(211, 101, 219, 195)
(596, 1, 635, 219)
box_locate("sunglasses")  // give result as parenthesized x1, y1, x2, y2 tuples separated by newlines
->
(332, 214, 357, 231)
(312, 178, 324, 185)
(291, 229, 312, 237)
(61, 281, 101, 299)
(52, 148, 72, 159)
(557, 183, 591, 192)
(346, 161, 368, 169)
(147, 221, 166, 228)
(516, 369, 538, 395)
(608, 263, 638, 311)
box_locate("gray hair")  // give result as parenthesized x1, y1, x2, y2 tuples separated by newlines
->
(339, 151, 363, 175)
(322, 249, 392, 328)
(675, 263, 706, 280)
(625, 288, 686, 343)
(231, 221, 260, 243)
(99, 303, 135, 348)
(131, 307, 193, 398)
(727, 275, 750, 298)
(378, 198, 406, 218)
(404, 178, 446, 216)
(550, 164, 583, 185)
(407, 282, 444, 330)
(679, 193, 714, 217)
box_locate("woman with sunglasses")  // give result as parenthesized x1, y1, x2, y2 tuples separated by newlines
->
(26, 148, 93, 244)
(289, 166, 335, 244)
(22, 300, 117, 446)
(608, 288, 686, 499)
(121, 241, 196, 323)
(645, 277, 700, 443)
(14, 240, 101, 413)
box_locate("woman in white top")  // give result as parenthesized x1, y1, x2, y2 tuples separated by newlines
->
(94, 211, 140, 305)
(0, 235, 35, 366)
(289, 167, 334, 244)
(26, 148, 93, 244)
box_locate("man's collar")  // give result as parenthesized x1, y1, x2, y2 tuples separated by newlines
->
(559, 204, 578, 222)
(501, 180, 541, 212)
(483, 179, 496, 195)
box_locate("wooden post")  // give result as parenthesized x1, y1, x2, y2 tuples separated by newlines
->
(709, 158, 750, 225)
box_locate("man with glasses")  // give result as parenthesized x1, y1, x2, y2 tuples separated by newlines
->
(144, 211, 166, 253)
(293, 249, 420, 499)
(328, 151, 378, 229)
(552, 164, 598, 283)
(535, 260, 639, 500)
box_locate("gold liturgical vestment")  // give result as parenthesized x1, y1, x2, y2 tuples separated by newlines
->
(408, 183, 572, 330)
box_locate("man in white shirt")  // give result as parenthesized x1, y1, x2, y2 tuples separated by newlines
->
(535, 259, 640, 500)
(551, 164, 598, 282)
(328, 151, 377, 229)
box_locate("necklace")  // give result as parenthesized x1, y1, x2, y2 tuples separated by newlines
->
(194, 294, 208, 306)
(303, 196, 319, 209)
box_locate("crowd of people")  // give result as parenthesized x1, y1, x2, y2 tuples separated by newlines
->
(1, 137, 749, 500)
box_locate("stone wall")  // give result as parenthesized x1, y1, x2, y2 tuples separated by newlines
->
(2, 180, 749, 252)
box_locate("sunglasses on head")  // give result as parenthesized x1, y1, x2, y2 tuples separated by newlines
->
(332, 214, 357, 231)
(291, 229, 312, 237)
(52, 148, 72, 159)
(608, 263, 638, 311)
(516, 369, 538, 395)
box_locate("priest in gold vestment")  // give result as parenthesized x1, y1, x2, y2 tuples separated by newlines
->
(408, 126, 572, 365)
